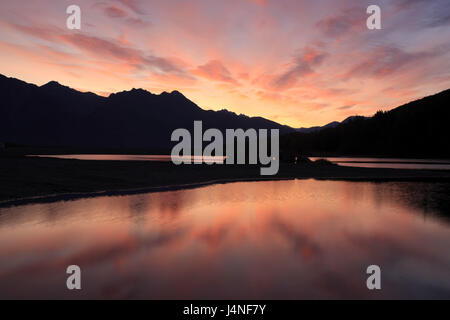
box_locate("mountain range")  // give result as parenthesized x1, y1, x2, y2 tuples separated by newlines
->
(295, 116, 368, 133)
(281, 88, 450, 158)
(0, 74, 294, 150)
(1, 73, 449, 158)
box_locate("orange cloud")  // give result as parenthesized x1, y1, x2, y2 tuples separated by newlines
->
(0, 0, 449, 128)
(191, 60, 238, 85)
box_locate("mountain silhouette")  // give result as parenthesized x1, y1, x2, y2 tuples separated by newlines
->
(296, 121, 340, 133)
(281, 88, 450, 159)
(0, 74, 294, 150)
(296, 116, 369, 133)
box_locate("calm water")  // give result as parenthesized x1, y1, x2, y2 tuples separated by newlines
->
(310, 157, 450, 170)
(0, 180, 449, 299)
(33, 154, 225, 163)
(34, 155, 450, 170)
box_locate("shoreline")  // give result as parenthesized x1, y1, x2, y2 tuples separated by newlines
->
(2, 156, 450, 208)
(0, 177, 295, 208)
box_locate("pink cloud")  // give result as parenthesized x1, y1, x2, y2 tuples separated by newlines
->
(191, 60, 238, 84)
(114, 0, 146, 14)
(270, 46, 328, 90)
(1, 0, 449, 127)
(316, 7, 364, 38)
(250, 0, 268, 5)
(104, 5, 128, 18)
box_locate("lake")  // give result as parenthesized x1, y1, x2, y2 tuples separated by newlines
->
(310, 157, 450, 170)
(33, 155, 450, 170)
(33, 154, 226, 163)
(0, 180, 449, 299)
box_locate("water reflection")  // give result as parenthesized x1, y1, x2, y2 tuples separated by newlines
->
(33, 154, 225, 163)
(310, 157, 450, 170)
(0, 180, 449, 299)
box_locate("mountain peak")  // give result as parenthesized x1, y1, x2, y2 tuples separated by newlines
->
(130, 88, 148, 93)
(170, 90, 184, 97)
(41, 80, 63, 88)
(109, 88, 154, 99)
(40, 80, 76, 93)
(40, 81, 78, 95)
(160, 90, 186, 98)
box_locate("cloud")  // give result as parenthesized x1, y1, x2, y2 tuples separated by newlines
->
(394, 0, 450, 29)
(1, 0, 450, 128)
(104, 5, 128, 18)
(58, 33, 189, 76)
(316, 7, 363, 38)
(114, 0, 146, 15)
(343, 44, 450, 79)
(6, 23, 58, 42)
(270, 46, 328, 90)
(191, 60, 238, 84)
(125, 17, 152, 28)
(337, 105, 354, 110)
(428, 12, 450, 28)
(395, 0, 430, 11)
(5, 21, 186, 76)
(250, 0, 268, 5)
(99, 3, 151, 27)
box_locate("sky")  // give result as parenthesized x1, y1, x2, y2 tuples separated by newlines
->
(0, 0, 449, 127)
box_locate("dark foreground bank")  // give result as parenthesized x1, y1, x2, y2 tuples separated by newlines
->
(2, 155, 450, 207)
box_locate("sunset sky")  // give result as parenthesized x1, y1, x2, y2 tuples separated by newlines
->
(0, 0, 449, 127)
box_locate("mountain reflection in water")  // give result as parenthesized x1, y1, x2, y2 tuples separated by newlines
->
(0, 180, 449, 299)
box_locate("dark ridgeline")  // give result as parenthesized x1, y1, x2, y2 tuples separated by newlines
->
(296, 120, 341, 133)
(295, 116, 369, 134)
(1, 73, 449, 159)
(0, 74, 294, 150)
(281, 89, 450, 159)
